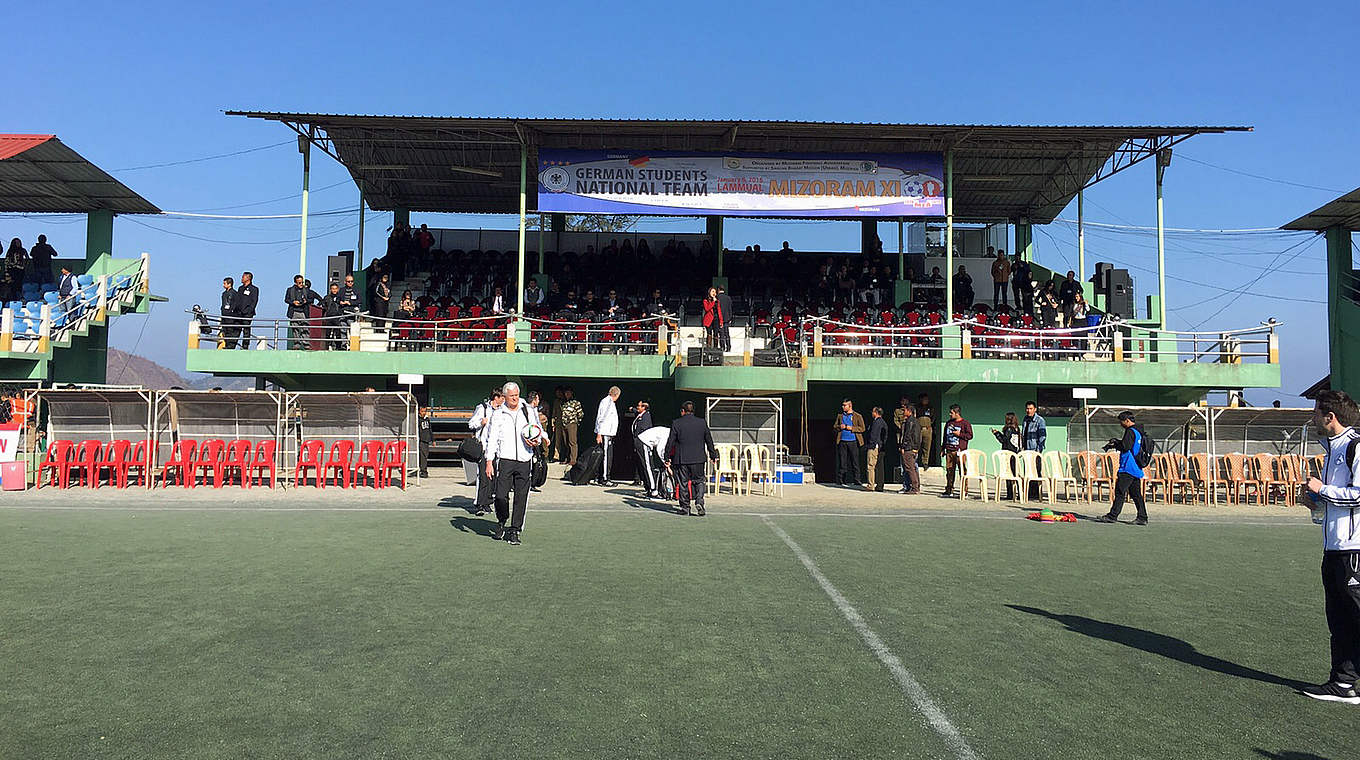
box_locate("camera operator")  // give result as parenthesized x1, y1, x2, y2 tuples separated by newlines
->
(1095, 411, 1147, 525)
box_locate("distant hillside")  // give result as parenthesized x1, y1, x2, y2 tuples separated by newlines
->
(106, 349, 254, 390)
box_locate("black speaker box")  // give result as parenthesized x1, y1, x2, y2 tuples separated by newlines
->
(687, 348, 723, 366)
(752, 349, 784, 367)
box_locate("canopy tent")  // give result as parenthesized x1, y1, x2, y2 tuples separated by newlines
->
(156, 390, 287, 469)
(1070, 405, 1317, 459)
(0, 135, 160, 214)
(34, 388, 156, 446)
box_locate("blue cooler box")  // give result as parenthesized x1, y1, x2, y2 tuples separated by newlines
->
(774, 465, 804, 484)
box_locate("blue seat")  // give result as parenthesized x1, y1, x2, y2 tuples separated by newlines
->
(43, 292, 59, 304)
(76, 274, 94, 287)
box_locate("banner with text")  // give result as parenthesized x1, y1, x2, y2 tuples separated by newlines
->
(537, 150, 944, 218)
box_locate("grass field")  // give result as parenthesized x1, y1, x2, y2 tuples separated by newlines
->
(0, 500, 1352, 759)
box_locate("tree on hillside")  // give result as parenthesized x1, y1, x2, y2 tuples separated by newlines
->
(528, 214, 638, 233)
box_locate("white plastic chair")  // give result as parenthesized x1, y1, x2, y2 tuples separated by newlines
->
(710, 444, 743, 495)
(960, 448, 989, 501)
(744, 444, 776, 497)
(991, 450, 1024, 503)
(1018, 451, 1051, 503)
(1044, 451, 1079, 504)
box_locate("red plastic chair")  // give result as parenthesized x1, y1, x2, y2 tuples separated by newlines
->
(190, 439, 226, 488)
(124, 439, 154, 487)
(352, 440, 387, 488)
(68, 440, 104, 488)
(380, 440, 409, 489)
(323, 440, 356, 488)
(294, 439, 325, 486)
(159, 439, 197, 487)
(37, 440, 74, 489)
(218, 439, 253, 488)
(94, 440, 132, 488)
(249, 440, 277, 488)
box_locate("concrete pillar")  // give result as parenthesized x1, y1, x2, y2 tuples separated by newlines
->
(393, 208, 410, 231)
(85, 209, 114, 266)
(707, 216, 724, 277)
(1015, 221, 1033, 263)
(1326, 226, 1355, 392)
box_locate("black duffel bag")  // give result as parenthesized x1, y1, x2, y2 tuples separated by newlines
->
(458, 436, 483, 462)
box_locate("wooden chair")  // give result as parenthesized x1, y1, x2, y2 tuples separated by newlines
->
(1018, 451, 1050, 503)
(710, 444, 743, 496)
(960, 448, 989, 501)
(1045, 451, 1080, 504)
(1165, 453, 1195, 504)
(991, 450, 1023, 502)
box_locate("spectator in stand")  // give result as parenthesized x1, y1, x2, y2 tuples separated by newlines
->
(235, 271, 259, 349)
(29, 235, 56, 286)
(953, 265, 974, 310)
(896, 401, 921, 494)
(644, 288, 666, 316)
(716, 287, 734, 352)
(372, 273, 391, 319)
(219, 277, 239, 350)
(556, 386, 583, 466)
(1011, 254, 1033, 313)
(780, 241, 794, 255)
(491, 285, 506, 314)
(6, 238, 28, 291)
(1038, 290, 1061, 330)
(990, 247, 1011, 306)
(991, 412, 1021, 500)
(339, 275, 361, 325)
(320, 282, 345, 349)
(546, 281, 563, 310)
(285, 275, 313, 350)
(1068, 292, 1090, 342)
(929, 267, 945, 285)
(602, 288, 623, 317)
(1058, 270, 1080, 310)
(397, 290, 416, 319)
(865, 406, 888, 492)
(417, 224, 434, 256)
(524, 279, 545, 307)
(941, 404, 973, 498)
(833, 398, 866, 487)
(57, 265, 75, 300)
(702, 286, 722, 349)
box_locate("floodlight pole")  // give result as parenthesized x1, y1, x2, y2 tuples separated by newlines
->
(356, 189, 365, 270)
(298, 136, 312, 278)
(1155, 149, 1170, 328)
(517, 144, 527, 315)
(944, 150, 954, 317)
(1077, 188, 1085, 282)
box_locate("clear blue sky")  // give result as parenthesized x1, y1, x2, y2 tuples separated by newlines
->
(5, 0, 1356, 402)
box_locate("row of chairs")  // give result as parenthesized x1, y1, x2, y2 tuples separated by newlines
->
(957, 450, 1081, 503)
(36, 438, 410, 489)
(709, 443, 783, 497)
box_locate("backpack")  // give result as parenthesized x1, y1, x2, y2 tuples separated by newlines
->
(1134, 426, 1155, 468)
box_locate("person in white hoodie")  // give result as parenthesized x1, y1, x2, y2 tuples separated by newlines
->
(467, 387, 504, 516)
(594, 386, 622, 486)
(1302, 390, 1360, 703)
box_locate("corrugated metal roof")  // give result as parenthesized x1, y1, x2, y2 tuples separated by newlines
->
(1281, 187, 1360, 231)
(0, 135, 160, 214)
(227, 112, 1249, 222)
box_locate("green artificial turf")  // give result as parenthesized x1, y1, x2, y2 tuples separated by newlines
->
(0, 507, 1352, 759)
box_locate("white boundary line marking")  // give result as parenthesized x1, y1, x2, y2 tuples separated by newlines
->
(762, 515, 981, 760)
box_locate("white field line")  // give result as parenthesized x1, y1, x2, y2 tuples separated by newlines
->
(762, 516, 981, 760)
(0, 503, 1306, 526)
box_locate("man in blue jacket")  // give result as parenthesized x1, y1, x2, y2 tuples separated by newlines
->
(1095, 411, 1147, 525)
(1021, 401, 1047, 499)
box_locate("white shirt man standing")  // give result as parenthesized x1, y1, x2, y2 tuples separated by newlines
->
(484, 382, 543, 546)
(594, 386, 621, 487)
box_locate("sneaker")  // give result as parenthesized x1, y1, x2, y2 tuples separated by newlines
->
(1132, 517, 1148, 526)
(695, 505, 706, 516)
(1094, 514, 1117, 523)
(898, 488, 909, 494)
(602, 480, 617, 488)
(941, 490, 955, 498)
(492, 521, 506, 540)
(474, 504, 489, 517)
(507, 531, 522, 546)
(1301, 682, 1360, 704)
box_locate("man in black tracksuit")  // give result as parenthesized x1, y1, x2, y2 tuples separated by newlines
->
(417, 406, 433, 477)
(320, 282, 345, 349)
(236, 271, 259, 349)
(220, 277, 239, 349)
(285, 275, 313, 350)
(665, 400, 718, 516)
(630, 400, 656, 496)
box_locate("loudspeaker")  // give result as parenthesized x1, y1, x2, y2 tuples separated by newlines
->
(327, 251, 354, 286)
(752, 348, 784, 367)
(1106, 269, 1134, 319)
(687, 348, 723, 366)
(1092, 261, 1113, 291)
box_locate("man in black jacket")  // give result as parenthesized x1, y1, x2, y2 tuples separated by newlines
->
(220, 277, 239, 350)
(285, 275, 312, 350)
(630, 400, 656, 497)
(417, 405, 433, 477)
(865, 406, 889, 492)
(665, 400, 718, 516)
(716, 287, 734, 352)
(339, 274, 362, 326)
(29, 235, 56, 286)
(236, 271, 259, 349)
(320, 282, 344, 349)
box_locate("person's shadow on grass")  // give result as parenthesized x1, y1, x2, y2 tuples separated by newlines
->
(449, 516, 497, 537)
(1007, 605, 1306, 689)
(438, 496, 480, 514)
(1253, 751, 1333, 760)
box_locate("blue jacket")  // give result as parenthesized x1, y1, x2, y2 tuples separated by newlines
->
(1021, 414, 1046, 452)
(1116, 426, 1144, 478)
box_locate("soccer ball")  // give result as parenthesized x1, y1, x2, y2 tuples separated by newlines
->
(524, 423, 543, 441)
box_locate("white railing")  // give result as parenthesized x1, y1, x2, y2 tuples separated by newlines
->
(2, 253, 148, 354)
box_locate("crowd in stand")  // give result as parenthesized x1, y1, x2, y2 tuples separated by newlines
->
(3, 235, 59, 302)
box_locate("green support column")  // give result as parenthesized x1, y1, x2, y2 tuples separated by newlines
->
(356, 190, 365, 271)
(551, 213, 566, 254)
(393, 208, 410, 231)
(1014, 221, 1033, 263)
(707, 216, 724, 278)
(1326, 226, 1356, 393)
(861, 219, 878, 257)
(1155, 149, 1171, 328)
(85, 209, 114, 265)
(944, 150, 954, 316)
(516, 145, 527, 315)
(1077, 189, 1085, 282)
(298, 138, 311, 278)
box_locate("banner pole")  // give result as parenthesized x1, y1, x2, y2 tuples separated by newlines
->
(945, 150, 954, 317)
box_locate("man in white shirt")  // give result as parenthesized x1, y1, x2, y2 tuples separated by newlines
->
(484, 382, 543, 546)
(594, 386, 622, 487)
(1303, 390, 1360, 703)
(467, 387, 504, 516)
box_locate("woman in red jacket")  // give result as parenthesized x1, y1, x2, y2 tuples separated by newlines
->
(701, 286, 721, 348)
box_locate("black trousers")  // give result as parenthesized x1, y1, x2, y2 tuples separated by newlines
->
(221, 318, 239, 349)
(418, 442, 429, 476)
(237, 315, 254, 348)
(1323, 551, 1360, 685)
(675, 462, 705, 509)
(993, 281, 1008, 306)
(475, 463, 495, 507)
(494, 458, 532, 532)
(717, 325, 731, 352)
(836, 440, 861, 485)
(634, 440, 658, 494)
(1109, 472, 1147, 520)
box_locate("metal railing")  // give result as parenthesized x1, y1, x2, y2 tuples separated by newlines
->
(526, 315, 670, 354)
(1121, 323, 1279, 365)
(369, 313, 513, 352)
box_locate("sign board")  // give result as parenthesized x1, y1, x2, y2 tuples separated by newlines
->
(1071, 387, 1099, 400)
(397, 374, 425, 386)
(538, 149, 944, 218)
(0, 430, 19, 463)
